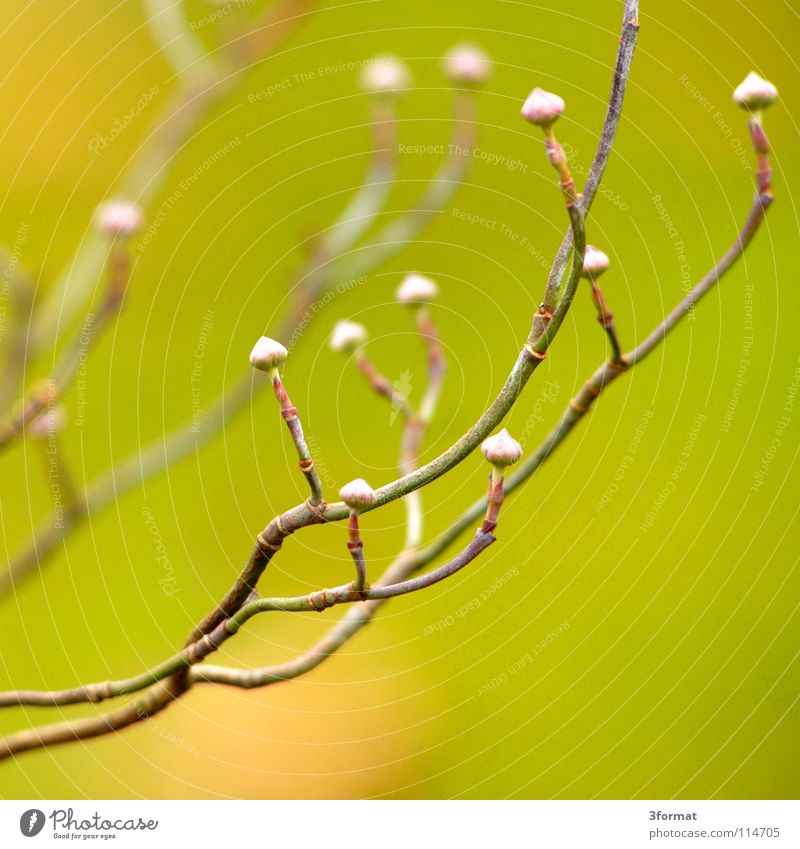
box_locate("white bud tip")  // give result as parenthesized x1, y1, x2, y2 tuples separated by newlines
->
(443, 44, 492, 84)
(520, 87, 565, 127)
(396, 273, 438, 304)
(95, 199, 144, 237)
(733, 71, 778, 111)
(249, 336, 288, 372)
(330, 320, 368, 353)
(339, 477, 377, 509)
(481, 428, 523, 467)
(28, 406, 66, 439)
(359, 56, 412, 93)
(581, 245, 611, 279)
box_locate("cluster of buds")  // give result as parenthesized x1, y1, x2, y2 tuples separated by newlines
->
(359, 45, 493, 94)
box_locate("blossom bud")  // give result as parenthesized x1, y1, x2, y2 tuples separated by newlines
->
(520, 87, 565, 127)
(443, 44, 492, 85)
(339, 478, 377, 510)
(395, 273, 438, 304)
(95, 199, 144, 238)
(580, 245, 611, 280)
(481, 428, 523, 468)
(28, 406, 66, 440)
(733, 72, 778, 112)
(359, 56, 411, 94)
(249, 336, 288, 373)
(330, 320, 368, 353)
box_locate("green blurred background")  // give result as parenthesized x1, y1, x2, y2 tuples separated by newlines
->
(0, 0, 798, 799)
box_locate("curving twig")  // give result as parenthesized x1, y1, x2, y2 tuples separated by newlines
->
(0, 4, 644, 759)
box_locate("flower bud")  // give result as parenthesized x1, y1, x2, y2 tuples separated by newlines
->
(359, 56, 411, 94)
(733, 72, 778, 112)
(481, 428, 523, 467)
(339, 477, 377, 510)
(95, 199, 144, 237)
(443, 44, 492, 85)
(520, 87, 565, 127)
(580, 245, 610, 280)
(28, 406, 66, 440)
(249, 336, 288, 373)
(396, 273, 438, 304)
(330, 320, 368, 353)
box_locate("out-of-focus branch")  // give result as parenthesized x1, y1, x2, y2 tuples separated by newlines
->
(1, 84, 477, 597)
(0, 9, 638, 759)
(30, 0, 318, 355)
(0, 242, 132, 451)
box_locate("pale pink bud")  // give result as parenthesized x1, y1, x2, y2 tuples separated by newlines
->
(359, 56, 411, 93)
(95, 199, 144, 237)
(733, 72, 778, 111)
(481, 428, 523, 467)
(330, 320, 368, 353)
(443, 44, 492, 84)
(520, 87, 565, 127)
(396, 273, 438, 304)
(339, 477, 377, 510)
(249, 336, 288, 372)
(581, 245, 611, 279)
(28, 406, 66, 439)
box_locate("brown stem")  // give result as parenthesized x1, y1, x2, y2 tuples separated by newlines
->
(271, 374, 324, 504)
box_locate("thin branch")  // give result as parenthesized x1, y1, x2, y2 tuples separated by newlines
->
(0, 245, 130, 451)
(589, 280, 624, 365)
(544, 0, 639, 305)
(0, 529, 495, 708)
(200, 176, 775, 697)
(0, 7, 635, 757)
(0, 88, 479, 598)
(30, 0, 318, 355)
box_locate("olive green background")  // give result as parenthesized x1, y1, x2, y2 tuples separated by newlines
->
(0, 0, 798, 799)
